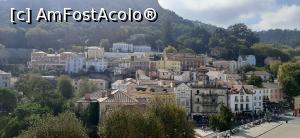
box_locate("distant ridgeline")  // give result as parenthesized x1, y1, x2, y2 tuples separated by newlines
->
(0, 0, 298, 52)
(0, 0, 216, 50)
(258, 29, 300, 47)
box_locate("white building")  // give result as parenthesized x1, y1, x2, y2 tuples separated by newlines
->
(253, 87, 264, 112)
(29, 50, 76, 70)
(104, 52, 147, 60)
(175, 83, 192, 115)
(0, 70, 11, 88)
(65, 54, 86, 74)
(228, 85, 254, 113)
(238, 55, 256, 67)
(175, 83, 228, 118)
(174, 71, 190, 82)
(86, 58, 108, 73)
(111, 78, 137, 92)
(112, 42, 134, 53)
(206, 70, 226, 80)
(133, 45, 152, 52)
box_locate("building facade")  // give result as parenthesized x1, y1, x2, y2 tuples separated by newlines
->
(238, 55, 256, 67)
(29, 50, 76, 70)
(86, 58, 108, 73)
(112, 42, 134, 53)
(0, 70, 11, 88)
(65, 54, 86, 74)
(133, 45, 152, 52)
(86, 46, 104, 59)
(228, 85, 254, 113)
(165, 53, 206, 71)
(175, 69, 228, 121)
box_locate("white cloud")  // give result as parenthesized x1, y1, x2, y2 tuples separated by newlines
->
(256, 5, 300, 30)
(158, 0, 276, 28)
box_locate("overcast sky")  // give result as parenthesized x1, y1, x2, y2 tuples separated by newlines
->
(158, 0, 300, 30)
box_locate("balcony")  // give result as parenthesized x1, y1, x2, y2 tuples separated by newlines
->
(196, 101, 219, 106)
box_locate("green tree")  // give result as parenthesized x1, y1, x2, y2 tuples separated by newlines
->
(48, 48, 54, 54)
(15, 74, 54, 100)
(281, 70, 300, 97)
(100, 96, 195, 138)
(100, 108, 164, 138)
(77, 79, 98, 97)
(164, 46, 177, 53)
(278, 61, 300, 82)
(209, 105, 233, 131)
(227, 23, 259, 48)
(15, 103, 51, 120)
(20, 112, 88, 138)
(0, 117, 25, 138)
(247, 76, 263, 87)
(0, 89, 17, 115)
(149, 96, 195, 138)
(99, 39, 110, 51)
(269, 61, 282, 76)
(57, 75, 74, 99)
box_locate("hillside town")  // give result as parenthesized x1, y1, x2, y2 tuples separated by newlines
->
(1, 41, 299, 137)
(1, 0, 300, 137)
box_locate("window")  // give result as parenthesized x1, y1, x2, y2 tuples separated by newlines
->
(259, 102, 261, 106)
(254, 103, 256, 106)
(246, 104, 249, 110)
(240, 96, 244, 102)
(240, 104, 244, 111)
(235, 104, 238, 111)
(212, 98, 216, 103)
(254, 96, 257, 100)
(196, 90, 200, 95)
(196, 106, 200, 112)
(235, 96, 238, 102)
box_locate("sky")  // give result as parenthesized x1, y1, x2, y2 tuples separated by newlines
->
(158, 0, 300, 30)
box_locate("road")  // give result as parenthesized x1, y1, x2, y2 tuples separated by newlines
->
(257, 116, 300, 138)
(232, 115, 300, 138)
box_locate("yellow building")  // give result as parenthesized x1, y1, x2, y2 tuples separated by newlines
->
(294, 96, 300, 116)
(156, 59, 181, 72)
(87, 46, 104, 59)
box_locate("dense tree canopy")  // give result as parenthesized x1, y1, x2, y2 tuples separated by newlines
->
(57, 75, 74, 99)
(247, 76, 263, 87)
(0, 89, 17, 115)
(209, 105, 233, 131)
(100, 96, 195, 138)
(20, 112, 88, 138)
(278, 60, 300, 98)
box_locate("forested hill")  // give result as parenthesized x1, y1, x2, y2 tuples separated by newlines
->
(258, 29, 300, 47)
(0, 0, 217, 50)
(0, 0, 298, 57)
